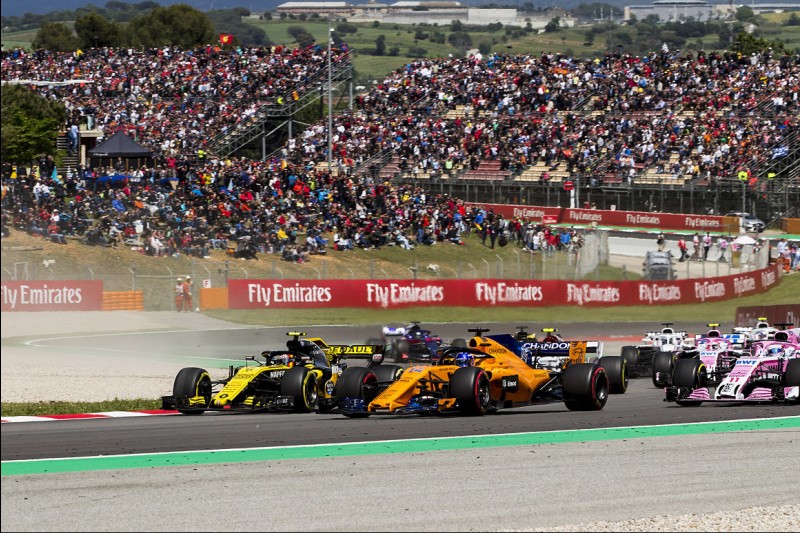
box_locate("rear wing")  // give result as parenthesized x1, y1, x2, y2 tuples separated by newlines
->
(522, 340, 603, 364)
(722, 333, 747, 348)
(382, 326, 408, 337)
(325, 344, 385, 357)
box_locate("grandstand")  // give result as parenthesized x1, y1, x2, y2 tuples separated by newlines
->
(1, 45, 798, 256)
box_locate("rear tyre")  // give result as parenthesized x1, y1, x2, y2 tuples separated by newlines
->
(651, 351, 674, 388)
(671, 358, 706, 406)
(783, 358, 800, 403)
(280, 367, 318, 413)
(393, 339, 411, 363)
(451, 338, 468, 348)
(450, 367, 492, 416)
(563, 363, 609, 411)
(621, 346, 640, 377)
(599, 356, 628, 394)
(173, 367, 211, 415)
(336, 367, 377, 418)
(373, 364, 405, 383)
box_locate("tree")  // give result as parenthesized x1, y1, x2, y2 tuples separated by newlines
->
(735, 6, 756, 23)
(374, 34, 386, 56)
(287, 25, 315, 47)
(208, 8, 271, 46)
(287, 25, 309, 41)
(336, 21, 358, 34)
(407, 45, 428, 57)
(450, 20, 463, 32)
(729, 32, 785, 55)
(74, 12, 124, 49)
(544, 16, 561, 33)
(1, 84, 66, 164)
(125, 4, 215, 48)
(31, 21, 80, 52)
(447, 31, 473, 52)
(786, 13, 800, 26)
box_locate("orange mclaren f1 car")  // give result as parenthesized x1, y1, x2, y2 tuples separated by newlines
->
(335, 327, 624, 417)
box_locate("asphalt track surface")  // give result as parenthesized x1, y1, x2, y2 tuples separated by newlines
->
(1, 321, 795, 461)
(2, 322, 799, 532)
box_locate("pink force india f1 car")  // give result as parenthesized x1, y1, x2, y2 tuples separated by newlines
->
(665, 327, 800, 405)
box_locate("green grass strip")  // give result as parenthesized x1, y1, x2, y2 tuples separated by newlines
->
(3, 416, 797, 476)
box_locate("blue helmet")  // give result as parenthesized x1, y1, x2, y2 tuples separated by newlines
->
(454, 352, 474, 367)
(767, 346, 783, 356)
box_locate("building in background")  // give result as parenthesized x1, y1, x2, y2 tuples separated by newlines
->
(272, 0, 574, 28)
(625, 0, 799, 22)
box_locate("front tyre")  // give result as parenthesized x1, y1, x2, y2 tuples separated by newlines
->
(173, 367, 211, 415)
(563, 363, 609, 411)
(373, 364, 405, 383)
(621, 346, 640, 377)
(280, 367, 318, 413)
(598, 356, 628, 394)
(336, 367, 377, 418)
(671, 358, 706, 406)
(450, 367, 492, 416)
(784, 359, 800, 404)
(652, 351, 674, 388)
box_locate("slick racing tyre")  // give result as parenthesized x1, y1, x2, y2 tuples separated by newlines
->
(450, 367, 492, 416)
(621, 346, 640, 377)
(598, 356, 628, 394)
(336, 367, 378, 418)
(671, 358, 706, 406)
(783, 358, 800, 403)
(393, 339, 411, 363)
(451, 338, 468, 348)
(563, 363, 609, 411)
(280, 366, 318, 413)
(651, 351, 674, 388)
(173, 367, 211, 415)
(373, 364, 405, 383)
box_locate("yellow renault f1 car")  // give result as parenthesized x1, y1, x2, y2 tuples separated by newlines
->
(162, 332, 388, 415)
(335, 328, 615, 417)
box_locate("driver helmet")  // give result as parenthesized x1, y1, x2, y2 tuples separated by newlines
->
(273, 353, 293, 367)
(767, 346, 783, 356)
(454, 351, 474, 367)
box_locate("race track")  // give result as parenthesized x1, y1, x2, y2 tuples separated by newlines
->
(2, 321, 798, 532)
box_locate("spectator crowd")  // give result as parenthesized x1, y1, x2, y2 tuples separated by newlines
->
(1, 43, 799, 265)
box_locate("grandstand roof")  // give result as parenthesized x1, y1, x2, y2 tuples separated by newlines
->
(390, 1, 463, 6)
(651, 0, 708, 4)
(277, 2, 352, 7)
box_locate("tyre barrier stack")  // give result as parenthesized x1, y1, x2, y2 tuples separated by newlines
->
(102, 291, 144, 311)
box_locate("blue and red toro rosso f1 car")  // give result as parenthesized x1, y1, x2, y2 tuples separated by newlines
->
(381, 321, 453, 363)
